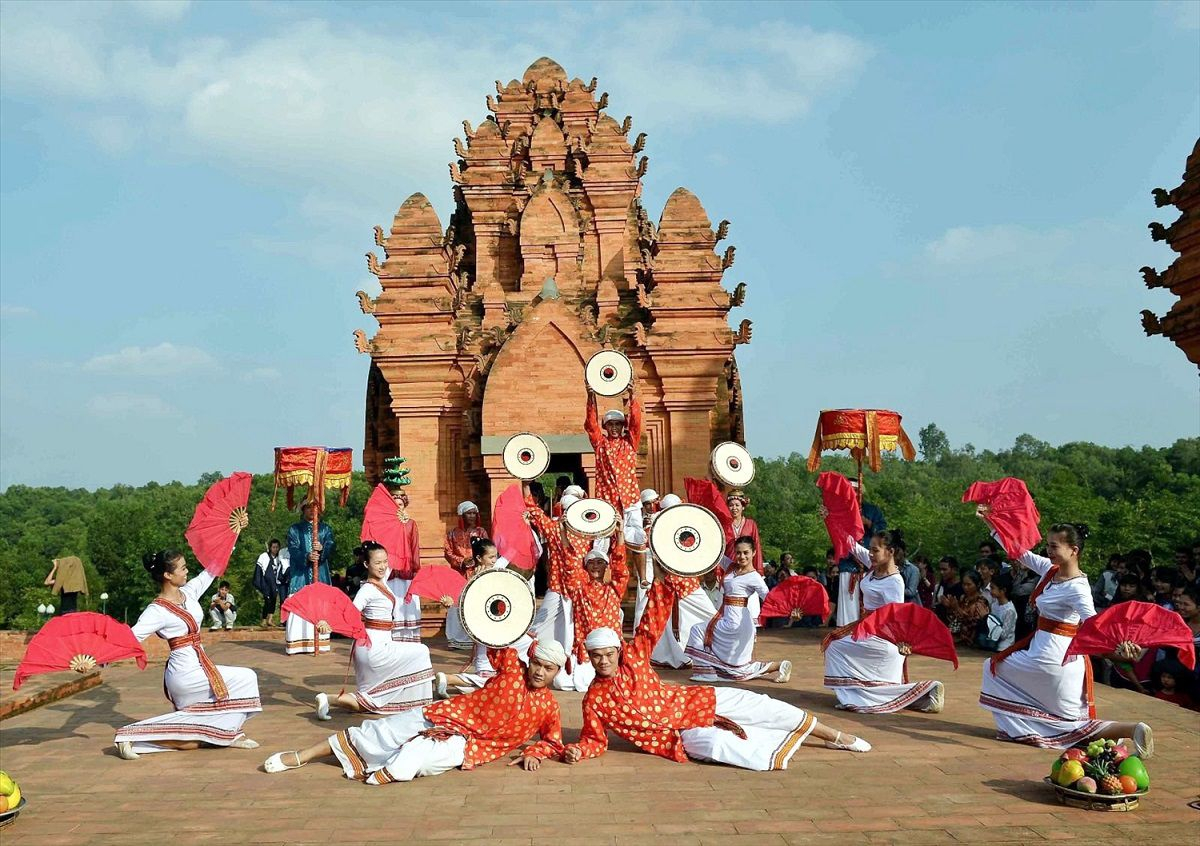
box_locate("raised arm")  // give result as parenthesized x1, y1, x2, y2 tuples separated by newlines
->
(628, 578, 677, 663)
(486, 646, 522, 674)
(607, 534, 630, 599)
(182, 569, 216, 602)
(584, 390, 602, 447)
(848, 538, 870, 568)
(625, 393, 643, 446)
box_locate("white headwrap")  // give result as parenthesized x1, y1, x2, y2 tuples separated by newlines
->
(640, 488, 659, 504)
(660, 493, 682, 509)
(563, 485, 585, 499)
(584, 627, 622, 651)
(531, 638, 568, 668)
(457, 500, 479, 516)
(559, 494, 580, 511)
(585, 548, 609, 563)
(602, 409, 626, 425)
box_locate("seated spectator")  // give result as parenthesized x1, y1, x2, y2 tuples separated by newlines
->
(793, 567, 826, 628)
(976, 557, 999, 612)
(912, 554, 934, 609)
(944, 570, 990, 647)
(1009, 559, 1039, 638)
(898, 554, 920, 605)
(1150, 658, 1195, 709)
(978, 540, 1009, 572)
(932, 556, 963, 624)
(824, 550, 839, 626)
(778, 552, 796, 577)
(1176, 545, 1198, 589)
(208, 581, 237, 631)
(1113, 572, 1144, 604)
(978, 572, 1016, 652)
(1124, 548, 1154, 596)
(1093, 553, 1123, 609)
(1151, 566, 1181, 610)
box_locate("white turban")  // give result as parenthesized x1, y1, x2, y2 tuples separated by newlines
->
(602, 409, 626, 425)
(640, 489, 659, 504)
(584, 627, 622, 651)
(560, 494, 580, 510)
(585, 548, 609, 563)
(457, 501, 479, 516)
(531, 638, 568, 668)
(660, 493, 682, 509)
(564, 485, 585, 499)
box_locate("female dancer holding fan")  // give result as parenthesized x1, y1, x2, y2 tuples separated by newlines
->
(313, 541, 434, 720)
(113, 550, 262, 759)
(977, 517, 1153, 753)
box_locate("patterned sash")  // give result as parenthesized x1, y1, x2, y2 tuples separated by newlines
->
(703, 595, 747, 648)
(157, 598, 229, 701)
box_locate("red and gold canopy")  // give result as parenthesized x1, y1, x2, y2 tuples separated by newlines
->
(806, 409, 916, 474)
(272, 446, 353, 511)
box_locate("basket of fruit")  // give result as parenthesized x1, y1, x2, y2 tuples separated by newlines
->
(1045, 739, 1150, 811)
(0, 771, 25, 829)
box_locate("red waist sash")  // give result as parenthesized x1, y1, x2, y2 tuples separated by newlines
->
(166, 632, 230, 701)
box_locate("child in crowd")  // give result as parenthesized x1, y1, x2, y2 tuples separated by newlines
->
(1151, 566, 1180, 610)
(208, 581, 237, 631)
(1093, 553, 1124, 609)
(1113, 572, 1143, 604)
(978, 573, 1016, 652)
(976, 558, 998, 612)
(1150, 659, 1194, 709)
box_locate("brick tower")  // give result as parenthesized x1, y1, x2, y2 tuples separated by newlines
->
(356, 58, 751, 563)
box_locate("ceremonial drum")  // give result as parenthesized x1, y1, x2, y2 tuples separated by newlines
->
(563, 498, 619, 540)
(649, 504, 725, 577)
(585, 350, 633, 397)
(458, 569, 536, 648)
(502, 433, 551, 480)
(710, 442, 755, 488)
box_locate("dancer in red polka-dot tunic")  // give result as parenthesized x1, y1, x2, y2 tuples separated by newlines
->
(562, 568, 873, 770)
(563, 531, 630, 667)
(585, 382, 644, 532)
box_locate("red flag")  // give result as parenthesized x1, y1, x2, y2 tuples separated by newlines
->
(1065, 601, 1195, 670)
(815, 472, 863, 560)
(14, 612, 147, 690)
(281, 583, 368, 646)
(961, 478, 1042, 559)
(185, 472, 253, 576)
(853, 603, 959, 669)
(684, 477, 734, 543)
(492, 483, 539, 573)
(758, 576, 830, 623)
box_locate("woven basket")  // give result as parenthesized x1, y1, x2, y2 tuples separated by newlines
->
(1043, 777, 1144, 811)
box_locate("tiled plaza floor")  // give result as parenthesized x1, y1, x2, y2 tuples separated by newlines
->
(1, 628, 1197, 845)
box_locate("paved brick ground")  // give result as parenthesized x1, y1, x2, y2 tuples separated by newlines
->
(1, 628, 1196, 845)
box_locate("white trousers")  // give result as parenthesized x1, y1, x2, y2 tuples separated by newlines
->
(681, 687, 816, 771)
(208, 608, 236, 628)
(836, 572, 861, 626)
(330, 711, 465, 785)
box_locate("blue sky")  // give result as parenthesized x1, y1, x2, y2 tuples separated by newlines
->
(1, 0, 1197, 490)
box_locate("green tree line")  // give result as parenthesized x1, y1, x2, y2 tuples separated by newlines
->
(1, 430, 1196, 630)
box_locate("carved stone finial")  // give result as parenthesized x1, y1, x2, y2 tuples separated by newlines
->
(636, 156, 649, 177)
(635, 281, 651, 309)
(449, 162, 464, 184)
(586, 77, 598, 93)
(733, 318, 753, 345)
(632, 132, 647, 154)
(486, 94, 497, 111)
(633, 321, 649, 347)
(374, 225, 386, 247)
(1151, 187, 1172, 208)
(495, 80, 504, 95)
(356, 290, 376, 314)
(462, 119, 475, 139)
(1148, 221, 1168, 242)
(366, 252, 383, 277)
(501, 120, 512, 139)
(621, 116, 632, 135)
(452, 243, 467, 269)
(539, 277, 561, 301)
(597, 92, 609, 109)
(1140, 309, 1162, 336)
(728, 281, 747, 308)
(1139, 266, 1164, 289)
(721, 245, 736, 270)
(715, 219, 730, 242)
(640, 247, 655, 271)
(353, 329, 372, 354)
(453, 137, 468, 158)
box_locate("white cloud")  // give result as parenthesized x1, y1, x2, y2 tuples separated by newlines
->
(242, 366, 281, 381)
(83, 342, 217, 376)
(923, 224, 1072, 267)
(128, 1, 193, 23)
(0, 304, 36, 318)
(87, 392, 181, 419)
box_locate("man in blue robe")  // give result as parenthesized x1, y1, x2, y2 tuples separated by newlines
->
(284, 499, 336, 654)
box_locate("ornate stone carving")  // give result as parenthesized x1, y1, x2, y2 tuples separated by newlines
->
(728, 281, 747, 308)
(621, 116, 632, 134)
(632, 132, 647, 154)
(1140, 266, 1163, 288)
(356, 290, 376, 313)
(715, 219, 730, 242)
(353, 329, 372, 353)
(366, 252, 383, 276)
(1140, 309, 1162, 336)
(721, 245, 736, 269)
(732, 318, 753, 345)
(1152, 187, 1173, 207)
(374, 225, 386, 247)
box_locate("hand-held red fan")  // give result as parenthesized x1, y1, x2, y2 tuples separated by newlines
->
(815, 472, 864, 560)
(281, 583, 368, 646)
(406, 566, 468, 604)
(683, 477, 734, 542)
(185, 471, 253, 576)
(961, 477, 1041, 559)
(758, 575, 830, 623)
(853, 603, 959, 669)
(13, 612, 147, 689)
(492, 483, 539, 573)
(1065, 601, 1195, 670)
(361, 483, 419, 578)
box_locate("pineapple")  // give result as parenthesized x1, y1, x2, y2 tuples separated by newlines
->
(1099, 774, 1123, 795)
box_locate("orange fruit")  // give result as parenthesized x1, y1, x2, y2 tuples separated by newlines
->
(1118, 774, 1138, 795)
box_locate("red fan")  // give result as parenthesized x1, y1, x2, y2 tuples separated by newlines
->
(185, 471, 253, 576)
(684, 477, 734, 541)
(492, 483, 539, 573)
(815, 472, 864, 561)
(961, 477, 1041, 559)
(1065, 601, 1195, 670)
(361, 484, 421, 579)
(406, 565, 468, 604)
(13, 612, 147, 690)
(853, 603, 959, 669)
(281, 583, 368, 646)
(758, 576, 830, 624)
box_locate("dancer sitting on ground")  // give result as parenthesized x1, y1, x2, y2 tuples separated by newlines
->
(265, 639, 569, 782)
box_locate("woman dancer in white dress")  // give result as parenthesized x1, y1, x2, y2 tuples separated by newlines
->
(113, 550, 261, 759)
(822, 529, 945, 714)
(684, 536, 792, 683)
(313, 542, 434, 720)
(978, 520, 1153, 753)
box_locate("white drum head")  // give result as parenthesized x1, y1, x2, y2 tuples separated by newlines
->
(711, 441, 755, 487)
(502, 433, 551, 480)
(649, 503, 724, 577)
(458, 568, 536, 648)
(585, 350, 633, 397)
(564, 498, 619, 539)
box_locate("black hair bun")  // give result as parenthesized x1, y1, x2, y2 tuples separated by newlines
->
(142, 551, 161, 573)
(1074, 523, 1090, 541)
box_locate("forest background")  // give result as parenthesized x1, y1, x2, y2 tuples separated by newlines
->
(2, 424, 1197, 630)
